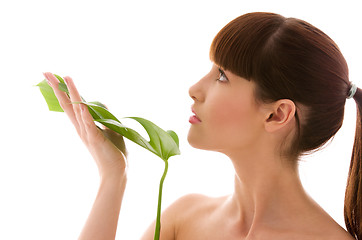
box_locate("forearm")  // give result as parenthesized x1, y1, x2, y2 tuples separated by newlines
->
(78, 174, 127, 240)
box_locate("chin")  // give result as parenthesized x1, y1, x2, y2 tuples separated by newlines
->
(187, 131, 218, 152)
(187, 130, 205, 150)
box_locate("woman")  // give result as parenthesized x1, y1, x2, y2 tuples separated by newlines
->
(44, 12, 360, 239)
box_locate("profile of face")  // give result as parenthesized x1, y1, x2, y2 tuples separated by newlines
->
(187, 11, 351, 161)
(187, 12, 361, 239)
(188, 64, 266, 155)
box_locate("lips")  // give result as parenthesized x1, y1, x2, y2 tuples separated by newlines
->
(189, 107, 201, 124)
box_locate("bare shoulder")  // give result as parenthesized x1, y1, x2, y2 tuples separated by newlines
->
(170, 193, 222, 208)
(164, 193, 225, 222)
(316, 212, 355, 240)
(169, 193, 229, 238)
(170, 193, 227, 214)
(140, 193, 226, 240)
(304, 216, 355, 240)
(323, 226, 355, 240)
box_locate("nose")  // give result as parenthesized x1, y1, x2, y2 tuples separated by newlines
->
(189, 78, 205, 102)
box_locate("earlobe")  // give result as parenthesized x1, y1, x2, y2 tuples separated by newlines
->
(265, 100, 296, 133)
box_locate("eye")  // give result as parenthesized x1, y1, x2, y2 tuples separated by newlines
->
(217, 68, 229, 83)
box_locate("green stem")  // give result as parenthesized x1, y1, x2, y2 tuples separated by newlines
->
(154, 160, 169, 240)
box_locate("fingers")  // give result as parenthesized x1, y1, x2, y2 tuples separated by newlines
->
(63, 76, 100, 143)
(43, 72, 127, 177)
(43, 73, 99, 141)
(80, 99, 101, 145)
(63, 75, 87, 137)
(43, 72, 80, 133)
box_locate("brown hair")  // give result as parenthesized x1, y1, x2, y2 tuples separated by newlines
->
(210, 12, 362, 239)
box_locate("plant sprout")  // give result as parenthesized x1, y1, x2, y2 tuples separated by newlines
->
(36, 74, 180, 240)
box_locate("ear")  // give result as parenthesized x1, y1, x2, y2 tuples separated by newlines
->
(264, 99, 296, 133)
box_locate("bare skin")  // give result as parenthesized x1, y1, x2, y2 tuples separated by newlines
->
(44, 72, 127, 240)
(141, 65, 354, 240)
(44, 64, 354, 240)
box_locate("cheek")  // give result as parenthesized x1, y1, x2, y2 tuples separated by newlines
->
(210, 97, 251, 129)
(208, 97, 262, 146)
(187, 89, 263, 151)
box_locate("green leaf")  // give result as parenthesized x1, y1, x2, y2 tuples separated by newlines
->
(36, 74, 68, 112)
(36, 80, 64, 112)
(83, 101, 121, 122)
(36, 77, 180, 160)
(167, 130, 179, 148)
(95, 118, 158, 156)
(127, 117, 180, 161)
(54, 74, 69, 94)
(36, 75, 180, 158)
(58, 82, 68, 93)
(89, 101, 107, 109)
(36, 73, 181, 240)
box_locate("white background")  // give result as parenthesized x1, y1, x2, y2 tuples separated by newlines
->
(0, 0, 361, 239)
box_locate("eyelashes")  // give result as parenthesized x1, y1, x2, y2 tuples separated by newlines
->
(217, 68, 229, 83)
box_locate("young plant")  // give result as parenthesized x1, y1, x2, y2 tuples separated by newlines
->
(36, 74, 180, 240)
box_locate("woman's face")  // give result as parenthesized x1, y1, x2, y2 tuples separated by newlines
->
(188, 64, 266, 155)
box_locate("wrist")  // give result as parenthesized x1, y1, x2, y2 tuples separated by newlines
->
(100, 170, 127, 184)
(96, 153, 128, 182)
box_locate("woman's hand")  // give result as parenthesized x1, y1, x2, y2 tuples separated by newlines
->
(43, 72, 127, 179)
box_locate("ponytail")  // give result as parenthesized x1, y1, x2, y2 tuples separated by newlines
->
(345, 86, 362, 239)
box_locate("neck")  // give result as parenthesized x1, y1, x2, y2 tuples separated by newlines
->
(223, 147, 316, 237)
